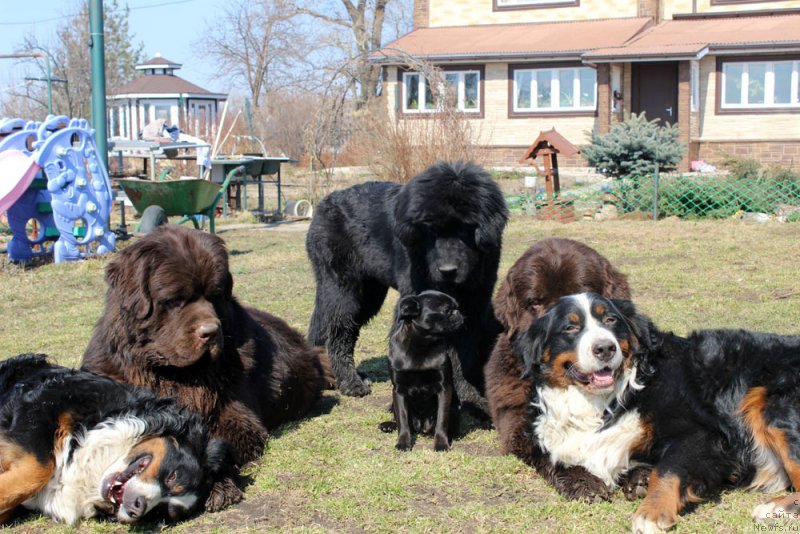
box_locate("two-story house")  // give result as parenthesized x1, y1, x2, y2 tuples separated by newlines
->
(375, 1, 800, 170)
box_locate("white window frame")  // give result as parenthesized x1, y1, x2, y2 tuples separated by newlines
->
(512, 66, 597, 113)
(720, 59, 800, 109)
(401, 69, 481, 114)
(402, 72, 434, 114)
(443, 71, 481, 112)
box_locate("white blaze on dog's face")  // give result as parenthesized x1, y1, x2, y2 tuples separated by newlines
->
(517, 293, 638, 396)
(100, 436, 203, 523)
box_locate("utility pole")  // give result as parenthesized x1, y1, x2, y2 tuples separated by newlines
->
(0, 53, 64, 115)
(89, 0, 108, 168)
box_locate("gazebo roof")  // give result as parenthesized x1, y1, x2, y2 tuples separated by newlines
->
(520, 128, 580, 163)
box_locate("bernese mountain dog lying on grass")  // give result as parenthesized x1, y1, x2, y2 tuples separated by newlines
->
(509, 293, 800, 533)
(0, 354, 229, 526)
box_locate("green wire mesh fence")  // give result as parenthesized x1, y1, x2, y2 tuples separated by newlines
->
(507, 172, 800, 222)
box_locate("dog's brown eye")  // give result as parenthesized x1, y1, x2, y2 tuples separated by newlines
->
(564, 324, 580, 334)
(604, 316, 618, 326)
(166, 471, 178, 484)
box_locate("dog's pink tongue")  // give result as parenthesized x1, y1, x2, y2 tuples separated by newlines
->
(590, 369, 614, 388)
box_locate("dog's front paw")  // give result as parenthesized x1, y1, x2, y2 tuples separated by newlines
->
(395, 434, 412, 451)
(338, 375, 372, 397)
(433, 435, 450, 452)
(378, 421, 397, 433)
(205, 477, 244, 512)
(555, 466, 613, 503)
(620, 466, 651, 501)
(631, 508, 676, 534)
(752, 492, 800, 522)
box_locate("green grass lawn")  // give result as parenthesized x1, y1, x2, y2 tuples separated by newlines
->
(1, 216, 799, 533)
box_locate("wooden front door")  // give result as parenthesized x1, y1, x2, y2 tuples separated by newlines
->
(631, 62, 678, 125)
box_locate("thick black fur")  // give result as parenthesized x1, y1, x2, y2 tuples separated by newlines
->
(617, 325, 800, 531)
(514, 293, 800, 531)
(379, 291, 463, 452)
(306, 161, 508, 405)
(0, 354, 230, 525)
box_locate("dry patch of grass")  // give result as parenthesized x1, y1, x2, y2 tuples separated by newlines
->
(1, 217, 799, 532)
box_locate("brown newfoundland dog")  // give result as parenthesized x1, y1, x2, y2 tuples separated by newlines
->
(485, 238, 631, 470)
(81, 226, 333, 510)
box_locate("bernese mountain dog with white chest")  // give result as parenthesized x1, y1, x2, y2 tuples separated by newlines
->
(514, 293, 800, 533)
(0, 354, 230, 526)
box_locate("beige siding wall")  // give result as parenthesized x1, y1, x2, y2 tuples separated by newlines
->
(386, 67, 399, 121)
(427, 0, 638, 27)
(696, 56, 800, 141)
(662, 0, 692, 19)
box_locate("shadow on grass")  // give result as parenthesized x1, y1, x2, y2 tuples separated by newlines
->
(270, 393, 340, 440)
(357, 355, 390, 384)
(229, 248, 253, 256)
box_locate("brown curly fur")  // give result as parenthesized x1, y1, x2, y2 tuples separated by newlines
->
(485, 238, 631, 461)
(81, 226, 334, 510)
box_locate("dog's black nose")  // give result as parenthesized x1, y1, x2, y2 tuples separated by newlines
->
(592, 340, 617, 362)
(438, 264, 458, 277)
(126, 496, 146, 519)
(195, 322, 220, 344)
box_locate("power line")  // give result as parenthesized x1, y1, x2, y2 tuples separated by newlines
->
(0, 0, 196, 26)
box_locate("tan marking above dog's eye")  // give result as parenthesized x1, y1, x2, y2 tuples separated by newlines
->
(594, 304, 606, 315)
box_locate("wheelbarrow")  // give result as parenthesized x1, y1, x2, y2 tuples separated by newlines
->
(117, 165, 245, 234)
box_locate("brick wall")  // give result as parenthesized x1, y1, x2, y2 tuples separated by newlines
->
(597, 64, 611, 135)
(678, 62, 691, 171)
(414, 0, 429, 29)
(637, 0, 659, 20)
(695, 141, 800, 171)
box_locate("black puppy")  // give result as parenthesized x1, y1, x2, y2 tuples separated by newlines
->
(380, 290, 464, 451)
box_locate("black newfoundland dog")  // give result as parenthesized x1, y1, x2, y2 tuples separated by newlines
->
(306, 161, 508, 401)
(82, 226, 333, 511)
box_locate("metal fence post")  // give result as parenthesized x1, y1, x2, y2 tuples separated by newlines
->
(653, 163, 660, 221)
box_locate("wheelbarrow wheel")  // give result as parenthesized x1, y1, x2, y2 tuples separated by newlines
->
(139, 205, 168, 234)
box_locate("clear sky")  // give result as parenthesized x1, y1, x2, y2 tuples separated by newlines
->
(0, 0, 229, 95)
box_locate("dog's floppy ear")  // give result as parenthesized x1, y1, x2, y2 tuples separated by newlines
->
(394, 219, 418, 246)
(105, 248, 154, 321)
(225, 271, 234, 300)
(494, 270, 531, 336)
(512, 311, 554, 378)
(610, 298, 657, 350)
(204, 439, 238, 479)
(474, 209, 507, 252)
(393, 186, 420, 246)
(397, 295, 421, 319)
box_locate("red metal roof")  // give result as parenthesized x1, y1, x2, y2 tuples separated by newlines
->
(585, 13, 800, 61)
(374, 18, 653, 63)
